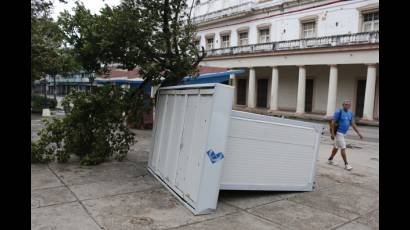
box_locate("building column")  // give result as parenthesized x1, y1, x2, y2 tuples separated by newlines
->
(363, 64, 377, 120)
(326, 65, 338, 117)
(247, 68, 256, 108)
(230, 73, 237, 106)
(296, 66, 306, 114)
(269, 66, 279, 111)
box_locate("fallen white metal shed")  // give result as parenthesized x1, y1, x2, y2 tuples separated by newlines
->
(148, 83, 234, 215)
(148, 83, 324, 215)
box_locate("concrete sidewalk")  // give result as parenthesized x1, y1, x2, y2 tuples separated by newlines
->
(31, 123, 379, 230)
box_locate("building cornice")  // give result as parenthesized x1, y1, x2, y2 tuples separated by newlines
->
(203, 44, 379, 61)
(195, 0, 341, 30)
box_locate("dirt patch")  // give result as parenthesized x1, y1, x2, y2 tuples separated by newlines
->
(350, 172, 366, 177)
(346, 144, 362, 149)
(318, 173, 343, 183)
(129, 216, 154, 225)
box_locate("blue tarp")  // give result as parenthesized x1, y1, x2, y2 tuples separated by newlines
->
(95, 69, 245, 92)
(181, 69, 245, 85)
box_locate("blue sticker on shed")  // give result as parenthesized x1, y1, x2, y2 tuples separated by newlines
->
(206, 149, 224, 164)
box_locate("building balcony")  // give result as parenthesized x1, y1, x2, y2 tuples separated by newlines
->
(204, 31, 379, 57)
(192, 1, 256, 24)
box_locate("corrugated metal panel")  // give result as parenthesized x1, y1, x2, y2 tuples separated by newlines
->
(148, 83, 234, 215)
(220, 110, 324, 191)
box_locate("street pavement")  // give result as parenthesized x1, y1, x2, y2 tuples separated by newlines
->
(31, 116, 379, 230)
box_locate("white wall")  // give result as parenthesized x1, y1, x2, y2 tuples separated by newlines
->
(277, 66, 298, 111)
(306, 65, 329, 113)
(197, 0, 378, 49)
(337, 64, 366, 115)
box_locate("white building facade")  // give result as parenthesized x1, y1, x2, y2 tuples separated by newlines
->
(191, 0, 379, 121)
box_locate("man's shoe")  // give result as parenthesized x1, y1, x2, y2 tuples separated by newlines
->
(328, 160, 337, 166)
(345, 164, 353, 171)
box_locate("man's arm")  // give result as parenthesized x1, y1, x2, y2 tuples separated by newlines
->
(330, 110, 339, 139)
(351, 120, 363, 140)
(330, 120, 336, 139)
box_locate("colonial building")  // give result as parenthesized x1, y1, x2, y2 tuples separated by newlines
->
(33, 72, 96, 96)
(191, 0, 379, 122)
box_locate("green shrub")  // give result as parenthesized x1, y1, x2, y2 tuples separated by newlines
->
(31, 95, 57, 111)
(31, 85, 136, 165)
(31, 140, 55, 163)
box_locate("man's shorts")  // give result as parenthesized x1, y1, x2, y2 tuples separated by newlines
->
(334, 132, 346, 149)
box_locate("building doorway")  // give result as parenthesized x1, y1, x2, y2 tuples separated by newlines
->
(236, 79, 247, 105)
(257, 79, 268, 108)
(355, 80, 366, 117)
(305, 79, 314, 113)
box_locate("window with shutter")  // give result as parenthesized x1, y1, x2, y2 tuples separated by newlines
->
(221, 35, 230, 48)
(258, 29, 270, 43)
(239, 32, 249, 46)
(302, 21, 316, 38)
(206, 37, 214, 50)
(362, 11, 379, 32)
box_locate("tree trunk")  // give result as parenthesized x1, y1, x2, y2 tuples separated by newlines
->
(43, 82, 47, 98)
(53, 75, 57, 101)
(89, 74, 95, 94)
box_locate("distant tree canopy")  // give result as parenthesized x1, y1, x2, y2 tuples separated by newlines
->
(58, 0, 205, 88)
(31, 0, 80, 84)
(31, 0, 206, 165)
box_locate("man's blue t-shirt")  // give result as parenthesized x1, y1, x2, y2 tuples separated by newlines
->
(333, 109, 353, 134)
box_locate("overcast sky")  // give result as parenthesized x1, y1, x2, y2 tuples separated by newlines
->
(52, 0, 121, 20)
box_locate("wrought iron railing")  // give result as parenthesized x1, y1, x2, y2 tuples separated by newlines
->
(204, 31, 379, 57)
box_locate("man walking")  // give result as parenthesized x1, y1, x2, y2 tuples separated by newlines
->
(328, 100, 363, 170)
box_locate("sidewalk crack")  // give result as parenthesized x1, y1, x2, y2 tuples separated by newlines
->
(47, 164, 104, 229)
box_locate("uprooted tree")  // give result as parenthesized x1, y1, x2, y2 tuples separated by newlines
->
(31, 0, 206, 165)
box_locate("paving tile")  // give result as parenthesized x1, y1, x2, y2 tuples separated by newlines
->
(248, 200, 348, 230)
(175, 211, 283, 230)
(355, 209, 379, 229)
(31, 202, 101, 230)
(127, 130, 152, 163)
(49, 161, 148, 186)
(32, 186, 77, 208)
(335, 221, 374, 230)
(289, 183, 378, 220)
(314, 173, 344, 191)
(127, 149, 150, 163)
(70, 174, 161, 200)
(316, 163, 379, 192)
(219, 190, 300, 210)
(31, 167, 63, 190)
(31, 164, 49, 173)
(82, 188, 238, 230)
